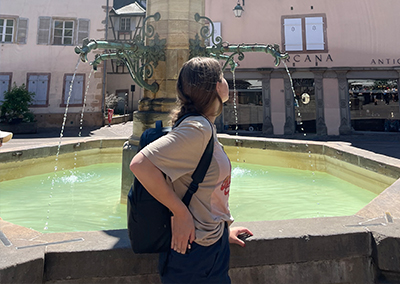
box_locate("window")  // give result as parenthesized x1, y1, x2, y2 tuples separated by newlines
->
(0, 73, 12, 105)
(27, 73, 50, 106)
(282, 14, 327, 53)
(0, 17, 28, 44)
(37, 17, 89, 45)
(62, 74, 85, 106)
(54, 20, 74, 45)
(0, 19, 14, 42)
(223, 79, 263, 131)
(120, 17, 131, 31)
(348, 79, 399, 132)
(116, 17, 135, 41)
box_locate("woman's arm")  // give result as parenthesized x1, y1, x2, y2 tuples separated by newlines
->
(229, 226, 254, 247)
(130, 153, 195, 254)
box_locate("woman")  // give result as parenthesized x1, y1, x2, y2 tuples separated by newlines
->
(130, 57, 252, 283)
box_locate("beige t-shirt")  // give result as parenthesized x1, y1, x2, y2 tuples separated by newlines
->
(140, 116, 234, 246)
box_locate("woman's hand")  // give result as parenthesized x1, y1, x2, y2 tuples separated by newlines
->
(171, 208, 196, 254)
(130, 154, 196, 254)
(229, 226, 253, 247)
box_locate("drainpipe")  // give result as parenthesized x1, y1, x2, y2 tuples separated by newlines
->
(102, 0, 109, 122)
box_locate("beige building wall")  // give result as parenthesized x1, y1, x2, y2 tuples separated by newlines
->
(1, 0, 106, 128)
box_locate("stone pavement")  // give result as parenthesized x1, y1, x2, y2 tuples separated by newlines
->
(0, 121, 134, 152)
(1, 121, 400, 160)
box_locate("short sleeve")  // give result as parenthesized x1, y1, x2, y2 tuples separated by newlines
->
(140, 116, 213, 182)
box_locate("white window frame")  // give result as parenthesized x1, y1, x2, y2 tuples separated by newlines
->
(27, 73, 50, 107)
(53, 20, 74, 45)
(0, 17, 28, 44)
(282, 14, 327, 53)
(0, 18, 14, 42)
(37, 17, 89, 46)
(120, 17, 131, 31)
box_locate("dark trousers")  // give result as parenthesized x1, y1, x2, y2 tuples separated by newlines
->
(159, 224, 231, 284)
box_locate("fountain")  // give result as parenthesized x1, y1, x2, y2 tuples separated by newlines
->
(1, 0, 400, 283)
(74, 4, 288, 204)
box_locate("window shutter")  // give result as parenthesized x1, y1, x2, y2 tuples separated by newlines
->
(130, 17, 136, 31)
(114, 18, 120, 31)
(65, 75, 74, 104)
(65, 75, 84, 105)
(208, 22, 221, 46)
(284, 18, 303, 51)
(36, 75, 49, 105)
(28, 75, 38, 94)
(305, 17, 324, 50)
(0, 75, 11, 104)
(29, 75, 48, 105)
(37, 16, 51, 45)
(77, 18, 90, 45)
(17, 18, 28, 44)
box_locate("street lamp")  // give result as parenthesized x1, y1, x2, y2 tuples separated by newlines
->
(233, 0, 244, 17)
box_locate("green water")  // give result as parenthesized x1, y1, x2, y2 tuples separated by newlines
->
(0, 164, 126, 233)
(229, 162, 377, 222)
(0, 162, 377, 233)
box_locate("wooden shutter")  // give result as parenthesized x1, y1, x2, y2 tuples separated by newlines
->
(17, 18, 28, 44)
(283, 18, 303, 51)
(208, 22, 221, 46)
(130, 17, 136, 31)
(64, 74, 84, 105)
(28, 74, 49, 105)
(305, 17, 324, 50)
(37, 16, 51, 45)
(77, 18, 90, 45)
(0, 74, 11, 103)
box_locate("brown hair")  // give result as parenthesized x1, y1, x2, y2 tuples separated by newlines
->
(171, 57, 223, 124)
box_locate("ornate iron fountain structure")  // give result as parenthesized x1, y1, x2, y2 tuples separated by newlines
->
(75, 12, 288, 93)
(190, 14, 288, 71)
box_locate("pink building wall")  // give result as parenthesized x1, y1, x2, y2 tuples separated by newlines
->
(206, 0, 400, 135)
(1, 0, 106, 128)
(205, 0, 400, 69)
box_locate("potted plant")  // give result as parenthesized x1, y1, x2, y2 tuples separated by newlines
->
(0, 83, 37, 133)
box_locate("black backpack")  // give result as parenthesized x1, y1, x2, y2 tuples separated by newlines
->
(127, 113, 214, 253)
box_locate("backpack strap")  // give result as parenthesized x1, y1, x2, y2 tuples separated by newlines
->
(173, 112, 201, 128)
(171, 112, 215, 206)
(182, 134, 213, 206)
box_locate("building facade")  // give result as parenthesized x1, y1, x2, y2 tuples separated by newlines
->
(205, 0, 400, 135)
(0, 0, 109, 128)
(2, 0, 399, 135)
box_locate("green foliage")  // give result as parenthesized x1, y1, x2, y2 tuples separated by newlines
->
(0, 83, 36, 123)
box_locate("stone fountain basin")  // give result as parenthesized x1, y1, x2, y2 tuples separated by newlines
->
(1, 136, 399, 283)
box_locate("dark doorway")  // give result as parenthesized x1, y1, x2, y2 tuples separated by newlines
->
(293, 79, 316, 133)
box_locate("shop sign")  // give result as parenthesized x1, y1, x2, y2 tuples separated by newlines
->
(285, 54, 333, 65)
(370, 58, 400, 65)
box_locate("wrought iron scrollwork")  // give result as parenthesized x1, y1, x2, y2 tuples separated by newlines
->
(190, 13, 289, 71)
(74, 13, 165, 93)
